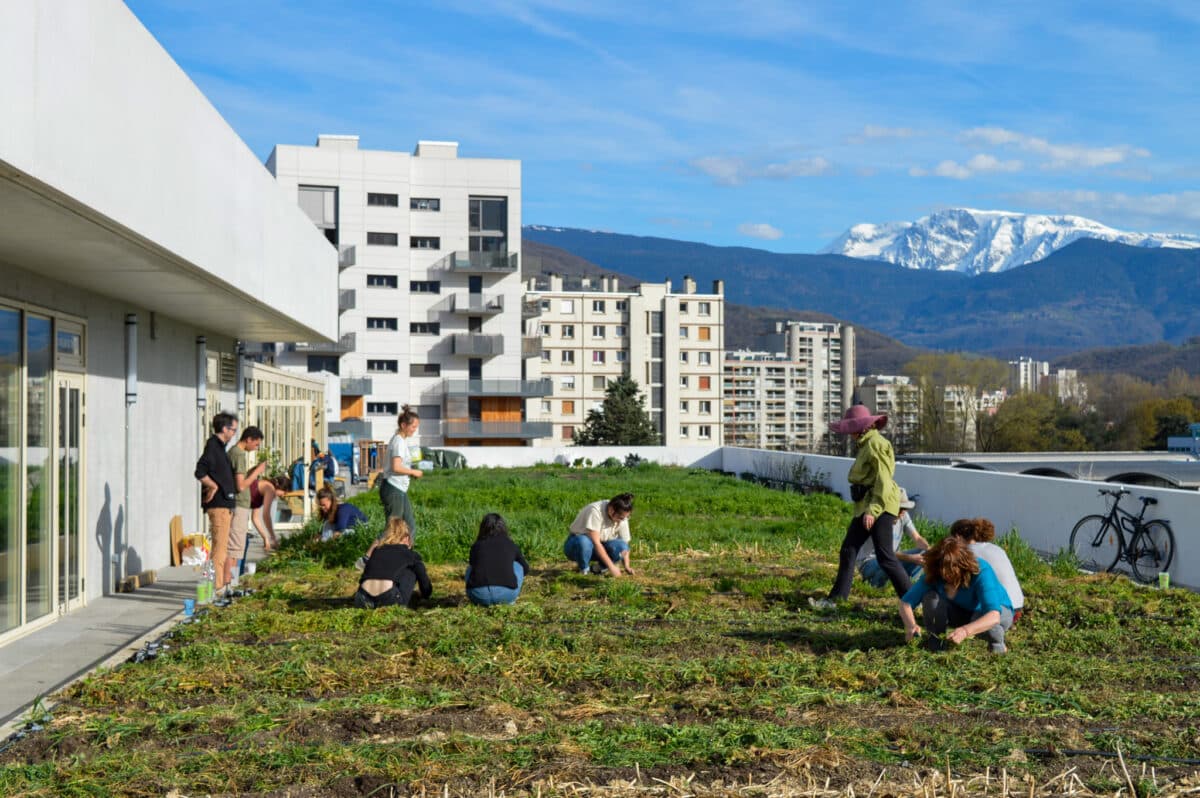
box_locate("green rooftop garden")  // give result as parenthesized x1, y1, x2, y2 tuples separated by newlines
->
(2, 463, 1199, 796)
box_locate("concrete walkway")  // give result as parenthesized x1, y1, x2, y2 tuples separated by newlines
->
(0, 535, 272, 734)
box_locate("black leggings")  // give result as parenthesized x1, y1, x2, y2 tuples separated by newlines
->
(828, 512, 911, 600)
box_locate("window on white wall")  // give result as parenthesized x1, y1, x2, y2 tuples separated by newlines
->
(592, 325, 605, 338)
(562, 350, 575, 364)
(561, 300, 575, 313)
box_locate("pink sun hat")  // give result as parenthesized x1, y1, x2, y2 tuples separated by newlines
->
(829, 404, 888, 436)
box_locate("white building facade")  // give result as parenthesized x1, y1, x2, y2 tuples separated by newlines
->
(856, 375, 921, 452)
(527, 276, 724, 446)
(0, 2, 335, 642)
(268, 137, 549, 445)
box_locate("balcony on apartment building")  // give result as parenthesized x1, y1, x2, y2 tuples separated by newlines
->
(450, 293, 505, 314)
(436, 250, 519, 273)
(340, 375, 373, 396)
(522, 297, 542, 319)
(291, 332, 356, 354)
(338, 289, 356, 313)
(521, 334, 542, 357)
(338, 245, 356, 271)
(442, 419, 553, 439)
(443, 378, 553, 397)
(451, 333, 504, 356)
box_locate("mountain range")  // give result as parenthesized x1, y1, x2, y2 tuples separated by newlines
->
(819, 208, 1200, 275)
(523, 225, 1200, 360)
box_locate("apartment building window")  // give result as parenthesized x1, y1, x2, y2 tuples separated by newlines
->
(616, 300, 628, 311)
(540, 350, 551, 362)
(367, 232, 398, 246)
(698, 327, 712, 341)
(649, 311, 662, 333)
(680, 400, 689, 412)
(367, 274, 399, 288)
(615, 325, 627, 337)
(410, 236, 441, 250)
(592, 351, 605, 364)
(560, 300, 575, 313)
(561, 376, 576, 390)
(410, 280, 441, 293)
(540, 399, 552, 413)
(469, 196, 508, 253)
(410, 363, 441, 377)
(411, 197, 441, 211)
(539, 323, 552, 336)
(592, 300, 606, 313)
(592, 376, 607, 390)
(561, 324, 575, 339)
(367, 317, 398, 331)
(562, 350, 575, 364)
(368, 402, 399, 415)
(562, 400, 575, 414)
(562, 425, 575, 441)
(306, 355, 339, 374)
(540, 299, 551, 311)
(680, 351, 689, 363)
(698, 301, 712, 315)
(698, 351, 711, 365)
(299, 185, 338, 245)
(680, 376, 689, 388)
(410, 322, 440, 334)
(699, 376, 712, 390)
(680, 302, 688, 313)
(367, 359, 398, 373)
(698, 425, 712, 439)
(367, 192, 399, 207)
(679, 327, 689, 338)
(699, 400, 712, 414)
(616, 351, 628, 363)
(592, 325, 605, 338)
(680, 425, 689, 437)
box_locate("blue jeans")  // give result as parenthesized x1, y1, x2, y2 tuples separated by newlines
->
(563, 534, 628, 573)
(465, 562, 525, 607)
(859, 549, 923, 589)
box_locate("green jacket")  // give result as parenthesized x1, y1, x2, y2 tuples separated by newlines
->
(847, 428, 900, 519)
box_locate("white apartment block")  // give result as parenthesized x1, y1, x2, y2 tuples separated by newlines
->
(857, 375, 921, 452)
(268, 136, 549, 445)
(1008, 357, 1049, 394)
(526, 275, 724, 446)
(723, 322, 855, 451)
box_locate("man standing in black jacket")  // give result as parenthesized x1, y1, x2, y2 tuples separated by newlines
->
(195, 412, 239, 592)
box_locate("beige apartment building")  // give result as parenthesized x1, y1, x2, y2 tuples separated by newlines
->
(526, 275, 724, 446)
(723, 322, 855, 451)
(857, 375, 921, 452)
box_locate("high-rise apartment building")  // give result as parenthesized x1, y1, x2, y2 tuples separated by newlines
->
(856, 375, 921, 452)
(1008, 357, 1049, 394)
(526, 275, 724, 446)
(268, 136, 550, 444)
(722, 322, 855, 451)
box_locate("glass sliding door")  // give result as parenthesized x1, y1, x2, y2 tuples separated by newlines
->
(25, 315, 52, 622)
(0, 308, 19, 632)
(57, 375, 84, 607)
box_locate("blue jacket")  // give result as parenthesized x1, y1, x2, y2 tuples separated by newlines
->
(901, 558, 1013, 614)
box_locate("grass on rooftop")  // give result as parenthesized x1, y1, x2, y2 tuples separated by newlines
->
(2, 462, 1200, 797)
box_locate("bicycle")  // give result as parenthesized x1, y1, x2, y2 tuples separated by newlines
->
(1068, 487, 1175, 583)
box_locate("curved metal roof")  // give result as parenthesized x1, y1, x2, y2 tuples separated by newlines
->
(947, 458, 1200, 489)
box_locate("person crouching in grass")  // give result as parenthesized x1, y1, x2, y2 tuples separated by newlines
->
(354, 519, 431, 609)
(898, 534, 1015, 654)
(465, 513, 530, 606)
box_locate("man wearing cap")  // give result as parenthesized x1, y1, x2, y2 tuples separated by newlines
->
(857, 487, 929, 588)
(812, 404, 912, 609)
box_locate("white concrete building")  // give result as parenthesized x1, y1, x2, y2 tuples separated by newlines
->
(857, 375, 921, 452)
(0, 2, 335, 642)
(723, 322, 855, 451)
(267, 136, 549, 446)
(527, 275, 724, 446)
(1008, 357, 1049, 394)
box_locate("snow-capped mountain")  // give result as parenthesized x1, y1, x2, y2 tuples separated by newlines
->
(820, 208, 1200, 275)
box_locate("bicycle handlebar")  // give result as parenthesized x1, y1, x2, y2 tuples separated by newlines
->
(1098, 487, 1130, 497)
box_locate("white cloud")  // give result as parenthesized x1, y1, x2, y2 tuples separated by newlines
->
(909, 153, 1023, 179)
(933, 160, 972, 179)
(738, 222, 784, 240)
(691, 155, 832, 185)
(1005, 189, 1200, 232)
(966, 153, 1023, 173)
(848, 124, 917, 144)
(961, 127, 1150, 170)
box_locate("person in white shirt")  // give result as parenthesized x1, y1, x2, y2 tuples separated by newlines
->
(564, 493, 635, 577)
(380, 405, 423, 536)
(949, 517, 1025, 623)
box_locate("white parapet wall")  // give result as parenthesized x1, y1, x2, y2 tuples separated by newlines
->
(440, 445, 724, 470)
(720, 446, 1198, 590)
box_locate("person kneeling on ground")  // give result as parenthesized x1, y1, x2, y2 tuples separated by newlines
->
(354, 518, 431, 609)
(949, 517, 1025, 624)
(465, 513, 530, 607)
(564, 493, 636, 577)
(858, 488, 929, 588)
(898, 535, 1014, 654)
(316, 487, 368, 542)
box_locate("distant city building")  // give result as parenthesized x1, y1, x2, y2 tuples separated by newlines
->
(723, 322, 855, 451)
(268, 136, 549, 445)
(943, 384, 979, 451)
(978, 387, 1009, 415)
(1008, 357, 1049, 394)
(1042, 368, 1084, 403)
(857, 375, 921, 451)
(526, 274, 724, 446)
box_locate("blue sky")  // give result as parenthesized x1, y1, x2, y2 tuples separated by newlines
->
(127, 0, 1200, 252)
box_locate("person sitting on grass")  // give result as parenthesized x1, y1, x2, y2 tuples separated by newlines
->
(858, 487, 929, 588)
(316, 486, 368, 542)
(353, 518, 431, 610)
(898, 534, 1014, 654)
(949, 517, 1025, 624)
(564, 492, 636, 577)
(465, 513, 530, 607)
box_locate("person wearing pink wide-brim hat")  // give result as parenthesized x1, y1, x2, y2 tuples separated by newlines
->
(809, 404, 911, 609)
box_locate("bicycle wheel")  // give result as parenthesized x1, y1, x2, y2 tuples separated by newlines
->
(1131, 521, 1175, 583)
(1069, 515, 1122, 573)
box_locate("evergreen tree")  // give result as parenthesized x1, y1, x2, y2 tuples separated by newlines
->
(573, 376, 660, 445)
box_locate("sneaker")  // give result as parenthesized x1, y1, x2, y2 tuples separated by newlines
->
(808, 597, 837, 610)
(580, 566, 593, 575)
(989, 642, 1008, 655)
